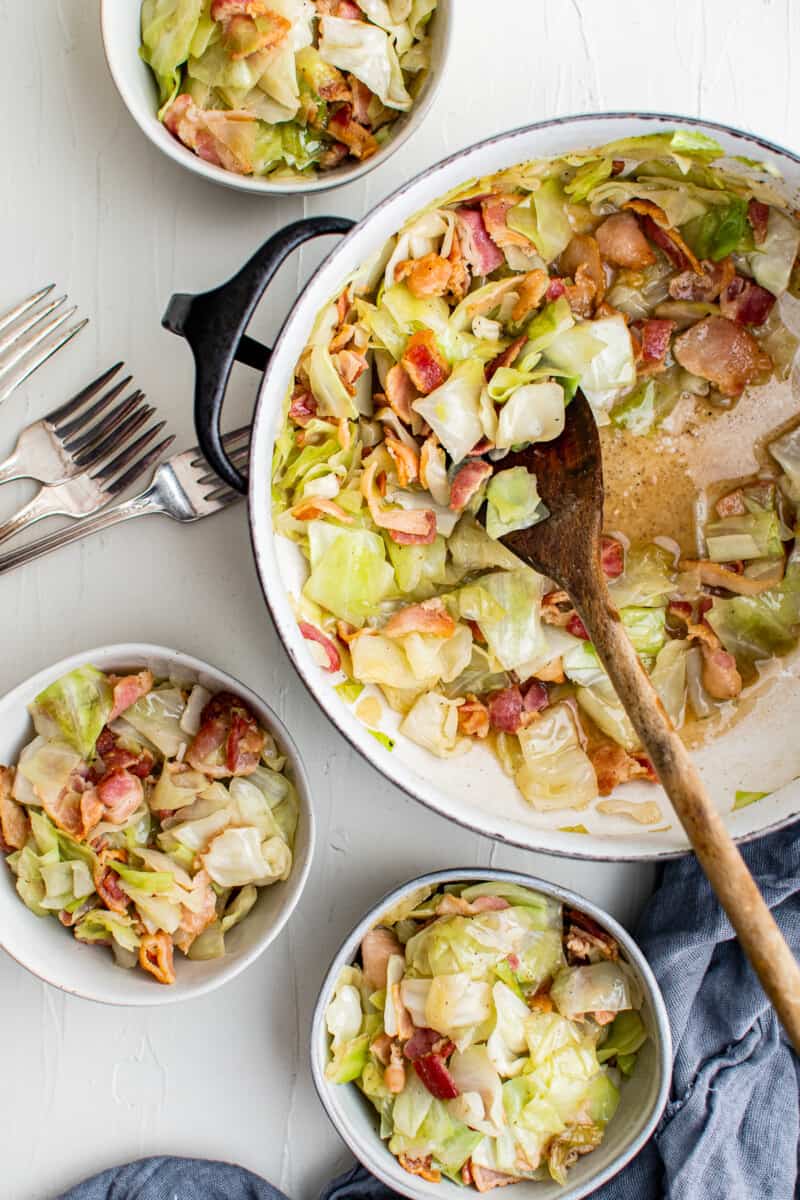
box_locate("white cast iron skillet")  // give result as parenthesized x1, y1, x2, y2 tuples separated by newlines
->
(163, 113, 800, 862)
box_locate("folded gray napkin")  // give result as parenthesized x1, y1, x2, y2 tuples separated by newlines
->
(58, 824, 800, 1200)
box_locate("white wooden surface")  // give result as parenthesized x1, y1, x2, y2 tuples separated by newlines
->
(1, 3, 797, 1197)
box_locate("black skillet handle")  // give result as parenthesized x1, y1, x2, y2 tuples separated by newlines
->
(162, 216, 356, 493)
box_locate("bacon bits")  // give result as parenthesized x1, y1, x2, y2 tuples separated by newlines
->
(454, 207, 505, 277)
(449, 459, 493, 513)
(596, 211, 655, 269)
(299, 622, 342, 672)
(186, 692, 265, 778)
(719, 277, 776, 327)
(401, 330, 450, 395)
(673, 316, 772, 397)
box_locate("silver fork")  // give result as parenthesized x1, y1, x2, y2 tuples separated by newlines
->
(0, 430, 249, 573)
(0, 363, 153, 486)
(0, 416, 174, 547)
(0, 286, 87, 406)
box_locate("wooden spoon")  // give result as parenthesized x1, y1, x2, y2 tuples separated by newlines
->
(493, 390, 800, 1050)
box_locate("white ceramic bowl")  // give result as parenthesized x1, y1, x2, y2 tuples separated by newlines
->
(100, 0, 453, 195)
(0, 643, 315, 1005)
(311, 868, 671, 1200)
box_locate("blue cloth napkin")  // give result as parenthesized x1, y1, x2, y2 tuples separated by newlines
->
(58, 824, 800, 1200)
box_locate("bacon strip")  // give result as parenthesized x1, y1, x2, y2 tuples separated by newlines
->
(485, 334, 526, 382)
(719, 277, 775, 326)
(454, 207, 504, 276)
(96, 769, 144, 825)
(668, 257, 734, 302)
(748, 199, 770, 245)
(139, 931, 176, 985)
(401, 330, 450, 395)
(596, 211, 655, 269)
(480, 194, 531, 250)
(109, 670, 154, 722)
(590, 743, 656, 796)
(673, 316, 772, 397)
(0, 767, 29, 851)
(384, 363, 418, 423)
(601, 536, 624, 579)
(163, 95, 257, 175)
(384, 598, 455, 639)
(361, 926, 403, 990)
(299, 622, 341, 672)
(394, 253, 454, 298)
(289, 390, 317, 427)
(328, 104, 378, 161)
(633, 318, 675, 375)
(449, 459, 492, 513)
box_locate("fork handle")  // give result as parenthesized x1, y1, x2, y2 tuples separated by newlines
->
(0, 447, 24, 485)
(574, 570, 800, 1053)
(0, 486, 70, 546)
(0, 494, 160, 570)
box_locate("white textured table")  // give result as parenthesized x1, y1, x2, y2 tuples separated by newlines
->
(2, 3, 797, 1197)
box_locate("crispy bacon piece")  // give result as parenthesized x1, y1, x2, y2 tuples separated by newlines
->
(563, 265, 598, 318)
(590, 743, 656, 797)
(415, 1052, 460, 1100)
(139, 932, 176, 986)
(523, 679, 549, 714)
(385, 362, 418, 424)
(404, 1027, 455, 1061)
(109, 670, 154, 722)
(361, 926, 403, 990)
(470, 1165, 521, 1193)
(288, 391, 318, 427)
(719, 277, 776, 326)
(748, 199, 770, 245)
(454, 207, 504, 276)
(566, 613, 589, 640)
(595, 211, 655, 269)
(98, 871, 128, 914)
(668, 257, 735, 302)
(632, 318, 675, 376)
(511, 269, 549, 323)
(485, 334, 526, 382)
(673, 316, 772, 397)
(0, 767, 29, 852)
(96, 769, 144, 825)
(290, 497, 353, 523)
(633, 209, 702, 274)
(559, 234, 606, 304)
(458, 694, 490, 739)
(480, 193, 531, 250)
(715, 489, 747, 518)
(385, 435, 419, 486)
(44, 786, 104, 842)
(334, 348, 368, 394)
(384, 598, 455, 639)
(601, 536, 624, 579)
(446, 229, 471, 302)
(186, 692, 265, 778)
(564, 906, 620, 963)
(95, 728, 154, 780)
(328, 104, 378, 161)
(394, 253, 454, 298)
(436, 893, 510, 916)
(401, 329, 450, 395)
(449, 459, 492, 513)
(348, 76, 373, 124)
(163, 95, 257, 175)
(547, 277, 566, 300)
(361, 456, 437, 544)
(299, 622, 341, 672)
(487, 686, 526, 733)
(399, 1155, 441, 1185)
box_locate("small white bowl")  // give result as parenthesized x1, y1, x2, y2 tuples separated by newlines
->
(0, 643, 315, 1006)
(100, 1, 453, 195)
(312, 869, 671, 1200)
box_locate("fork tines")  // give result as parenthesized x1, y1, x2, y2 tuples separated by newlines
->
(0, 285, 88, 405)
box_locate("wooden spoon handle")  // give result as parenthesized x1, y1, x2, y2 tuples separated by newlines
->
(576, 580, 800, 1052)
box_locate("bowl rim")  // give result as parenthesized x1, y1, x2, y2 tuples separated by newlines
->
(310, 866, 672, 1200)
(98, 0, 454, 195)
(0, 641, 316, 1006)
(248, 109, 800, 863)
